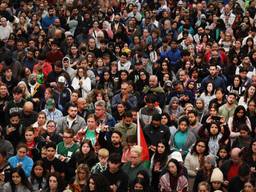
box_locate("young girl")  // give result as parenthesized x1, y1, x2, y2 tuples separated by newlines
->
(45, 172, 64, 192)
(195, 98, 207, 122)
(3, 167, 32, 192)
(227, 75, 245, 98)
(232, 125, 252, 149)
(216, 146, 230, 168)
(199, 81, 216, 110)
(210, 168, 226, 192)
(29, 160, 47, 191)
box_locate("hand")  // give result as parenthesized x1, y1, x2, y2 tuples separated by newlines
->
(79, 80, 83, 86)
(59, 155, 66, 162)
(154, 162, 161, 172)
(50, 82, 57, 87)
(0, 172, 4, 182)
(251, 167, 256, 173)
(32, 98, 40, 103)
(7, 127, 15, 135)
(17, 162, 23, 168)
(223, 180, 229, 186)
(149, 145, 156, 152)
(110, 184, 117, 192)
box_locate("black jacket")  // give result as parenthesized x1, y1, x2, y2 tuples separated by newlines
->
(103, 169, 129, 192)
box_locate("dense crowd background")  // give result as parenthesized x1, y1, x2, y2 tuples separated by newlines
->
(0, 0, 255, 191)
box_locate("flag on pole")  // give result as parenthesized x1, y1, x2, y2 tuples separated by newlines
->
(137, 114, 150, 165)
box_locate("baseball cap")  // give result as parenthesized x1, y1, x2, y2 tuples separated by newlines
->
(58, 76, 66, 83)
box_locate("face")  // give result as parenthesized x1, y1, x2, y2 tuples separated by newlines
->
(89, 178, 95, 191)
(111, 133, 121, 145)
(68, 106, 78, 118)
(0, 85, 7, 96)
(198, 185, 209, 192)
(151, 120, 161, 128)
(161, 115, 168, 125)
(87, 117, 96, 129)
(44, 90, 52, 100)
(227, 95, 235, 104)
(108, 161, 121, 173)
(248, 101, 256, 112)
(237, 109, 245, 118)
(207, 83, 213, 93)
(210, 124, 219, 135)
(157, 143, 166, 154)
(219, 149, 227, 158)
(47, 122, 56, 133)
(12, 172, 21, 185)
(215, 90, 223, 100)
(63, 133, 73, 145)
(49, 176, 58, 189)
(209, 66, 217, 76)
(243, 182, 254, 192)
(196, 100, 204, 109)
(13, 93, 23, 102)
(81, 143, 90, 154)
(188, 113, 197, 125)
(196, 142, 206, 154)
(71, 93, 78, 102)
(10, 116, 19, 126)
(212, 181, 221, 190)
(248, 86, 256, 97)
(17, 147, 27, 159)
(149, 77, 158, 87)
(124, 117, 133, 126)
(179, 121, 188, 132)
(134, 183, 144, 190)
(130, 151, 140, 166)
(46, 147, 56, 159)
(168, 162, 177, 174)
(25, 131, 35, 142)
(38, 114, 46, 125)
(34, 165, 44, 177)
(117, 104, 125, 113)
(95, 106, 105, 117)
(121, 83, 129, 95)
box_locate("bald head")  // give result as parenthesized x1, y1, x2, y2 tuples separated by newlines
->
(231, 147, 241, 164)
(23, 101, 34, 115)
(77, 98, 86, 110)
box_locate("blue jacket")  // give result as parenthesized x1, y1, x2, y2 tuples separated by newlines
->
(160, 48, 182, 72)
(200, 75, 226, 93)
(8, 155, 33, 177)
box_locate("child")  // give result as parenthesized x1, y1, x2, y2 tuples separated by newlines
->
(91, 148, 109, 174)
(216, 146, 230, 168)
(5, 112, 22, 148)
(210, 168, 227, 192)
(232, 125, 252, 149)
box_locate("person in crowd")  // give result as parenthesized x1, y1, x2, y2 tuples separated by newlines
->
(29, 160, 47, 191)
(91, 148, 109, 174)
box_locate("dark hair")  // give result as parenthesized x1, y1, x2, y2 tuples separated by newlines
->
(131, 177, 149, 192)
(12, 86, 23, 94)
(178, 116, 189, 126)
(204, 81, 215, 96)
(232, 105, 247, 132)
(108, 153, 121, 164)
(112, 130, 122, 138)
(243, 85, 256, 102)
(86, 174, 111, 192)
(153, 140, 170, 168)
(30, 160, 46, 190)
(167, 159, 181, 175)
(191, 139, 209, 156)
(123, 111, 133, 118)
(10, 167, 32, 191)
(46, 172, 64, 192)
(63, 128, 75, 137)
(188, 110, 198, 117)
(45, 142, 56, 150)
(80, 139, 94, 154)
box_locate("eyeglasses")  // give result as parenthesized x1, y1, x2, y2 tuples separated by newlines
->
(63, 136, 72, 139)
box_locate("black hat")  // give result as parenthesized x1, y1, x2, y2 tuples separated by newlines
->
(152, 113, 162, 121)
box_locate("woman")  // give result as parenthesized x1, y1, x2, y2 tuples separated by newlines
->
(31, 111, 47, 137)
(45, 172, 64, 192)
(227, 75, 245, 98)
(193, 155, 216, 192)
(86, 89, 111, 113)
(242, 139, 256, 179)
(3, 167, 32, 192)
(17, 81, 31, 99)
(84, 174, 110, 192)
(134, 70, 149, 92)
(184, 139, 209, 191)
(130, 177, 150, 192)
(199, 81, 216, 110)
(70, 140, 97, 170)
(208, 88, 226, 111)
(65, 164, 90, 192)
(96, 69, 114, 98)
(71, 67, 92, 99)
(171, 116, 197, 158)
(150, 140, 170, 192)
(228, 105, 252, 140)
(241, 181, 255, 192)
(29, 160, 47, 192)
(164, 97, 184, 123)
(159, 159, 188, 192)
(238, 85, 256, 109)
(75, 114, 99, 145)
(8, 143, 33, 177)
(247, 99, 256, 136)
(197, 181, 210, 192)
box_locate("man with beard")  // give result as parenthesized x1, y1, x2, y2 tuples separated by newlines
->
(76, 97, 88, 119)
(99, 130, 123, 156)
(219, 92, 238, 122)
(56, 104, 86, 134)
(20, 101, 38, 132)
(143, 114, 170, 156)
(187, 110, 202, 137)
(41, 6, 58, 32)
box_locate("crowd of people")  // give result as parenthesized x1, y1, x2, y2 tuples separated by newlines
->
(0, 0, 256, 191)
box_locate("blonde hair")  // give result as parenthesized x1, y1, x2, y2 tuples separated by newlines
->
(98, 148, 109, 157)
(130, 145, 142, 156)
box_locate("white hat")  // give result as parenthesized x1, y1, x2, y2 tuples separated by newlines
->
(170, 151, 183, 162)
(210, 168, 224, 183)
(58, 76, 66, 83)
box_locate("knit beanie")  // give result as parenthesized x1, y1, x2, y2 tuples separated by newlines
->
(210, 168, 224, 183)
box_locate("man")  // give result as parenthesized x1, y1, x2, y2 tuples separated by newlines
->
(187, 110, 202, 137)
(42, 98, 63, 121)
(112, 82, 137, 111)
(94, 100, 116, 128)
(20, 101, 38, 132)
(200, 64, 226, 93)
(103, 153, 129, 192)
(221, 148, 242, 184)
(115, 111, 136, 146)
(62, 57, 76, 80)
(56, 104, 86, 134)
(220, 4, 236, 29)
(53, 76, 71, 112)
(117, 52, 131, 71)
(219, 92, 237, 122)
(143, 114, 170, 156)
(56, 129, 79, 163)
(142, 75, 165, 109)
(98, 130, 123, 156)
(46, 40, 64, 64)
(42, 142, 65, 177)
(41, 6, 58, 31)
(77, 97, 88, 119)
(0, 17, 12, 41)
(160, 39, 182, 73)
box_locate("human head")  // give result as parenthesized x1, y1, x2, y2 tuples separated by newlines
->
(16, 143, 28, 159)
(94, 100, 106, 118)
(67, 104, 78, 119)
(108, 153, 122, 173)
(130, 145, 142, 166)
(98, 148, 109, 165)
